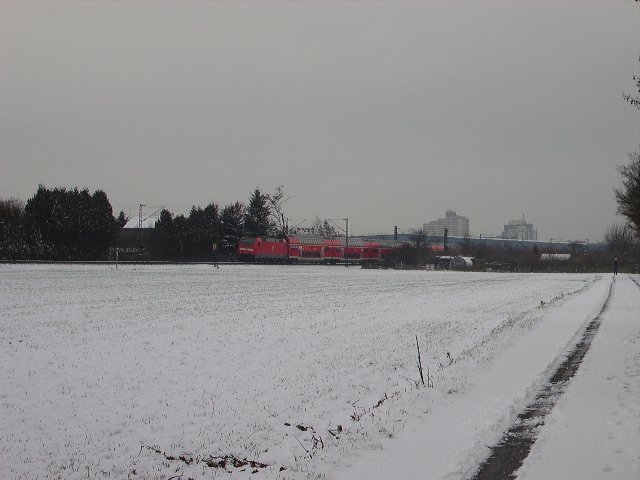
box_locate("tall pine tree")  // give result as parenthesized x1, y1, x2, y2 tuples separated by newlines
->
(244, 188, 272, 237)
(220, 201, 244, 254)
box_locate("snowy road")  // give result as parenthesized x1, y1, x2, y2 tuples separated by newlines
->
(1, 265, 638, 479)
(516, 276, 640, 480)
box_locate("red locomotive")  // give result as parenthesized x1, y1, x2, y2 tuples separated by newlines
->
(238, 235, 402, 265)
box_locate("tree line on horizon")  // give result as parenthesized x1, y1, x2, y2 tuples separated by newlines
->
(0, 184, 340, 261)
(1, 143, 640, 262)
(0, 186, 123, 260)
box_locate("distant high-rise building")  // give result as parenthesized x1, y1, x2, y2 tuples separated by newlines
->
(423, 210, 470, 237)
(502, 216, 537, 241)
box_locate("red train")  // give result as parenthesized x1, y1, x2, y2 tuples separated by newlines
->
(237, 235, 404, 264)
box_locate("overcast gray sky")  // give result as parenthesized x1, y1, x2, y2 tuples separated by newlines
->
(1, 1, 638, 241)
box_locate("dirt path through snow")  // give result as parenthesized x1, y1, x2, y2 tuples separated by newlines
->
(470, 278, 616, 480)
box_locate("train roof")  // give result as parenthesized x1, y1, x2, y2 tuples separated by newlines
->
(285, 235, 328, 245)
(286, 235, 407, 248)
(241, 235, 408, 249)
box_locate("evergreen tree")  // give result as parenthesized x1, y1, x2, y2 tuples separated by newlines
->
(244, 188, 272, 237)
(185, 203, 218, 259)
(87, 190, 118, 257)
(173, 214, 188, 261)
(115, 211, 129, 229)
(220, 201, 244, 254)
(155, 209, 178, 260)
(0, 198, 30, 259)
(23, 185, 117, 260)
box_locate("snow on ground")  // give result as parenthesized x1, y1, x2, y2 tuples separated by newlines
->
(516, 275, 640, 480)
(0, 265, 637, 479)
(331, 271, 614, 480)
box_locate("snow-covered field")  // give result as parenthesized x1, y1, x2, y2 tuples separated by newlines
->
(1, 265, 638, 479)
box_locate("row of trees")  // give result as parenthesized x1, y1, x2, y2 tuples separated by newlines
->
(0, 184, 345, 261)
(393, 229, 637, 273)
(151, 187, 282, 261)
(153, 202, 243, 260)
(0, 186, 124, 260)
(151, 187, 341, 261)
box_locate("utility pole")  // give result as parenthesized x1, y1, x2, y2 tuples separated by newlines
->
(214, 213, 223, 269)
(345, 218, 349, 267)
(328, 217, 349, 267)
(138, 204, 164, 251)
(443, 227, 448, 253)
(139, 204, 145, 248)
(214, 214, 219, 268)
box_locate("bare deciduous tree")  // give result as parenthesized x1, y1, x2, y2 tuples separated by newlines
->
(614, 150, 640, 236)
(268, 185, 291, 236)
(410, 227, 427, 249)
(623, 56, 640, 110)
(605, 223, 636, 255)
(307, 215, 339, 237)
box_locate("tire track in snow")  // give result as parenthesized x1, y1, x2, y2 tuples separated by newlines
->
(469, 277, 616, 480)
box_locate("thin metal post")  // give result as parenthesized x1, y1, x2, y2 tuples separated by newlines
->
(214, 211, 220, 268)
(443, 227, 448, 253)
(139, 204, 145, 248)
(327, 217, 349, 266)
(345, 218, 349, 267)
